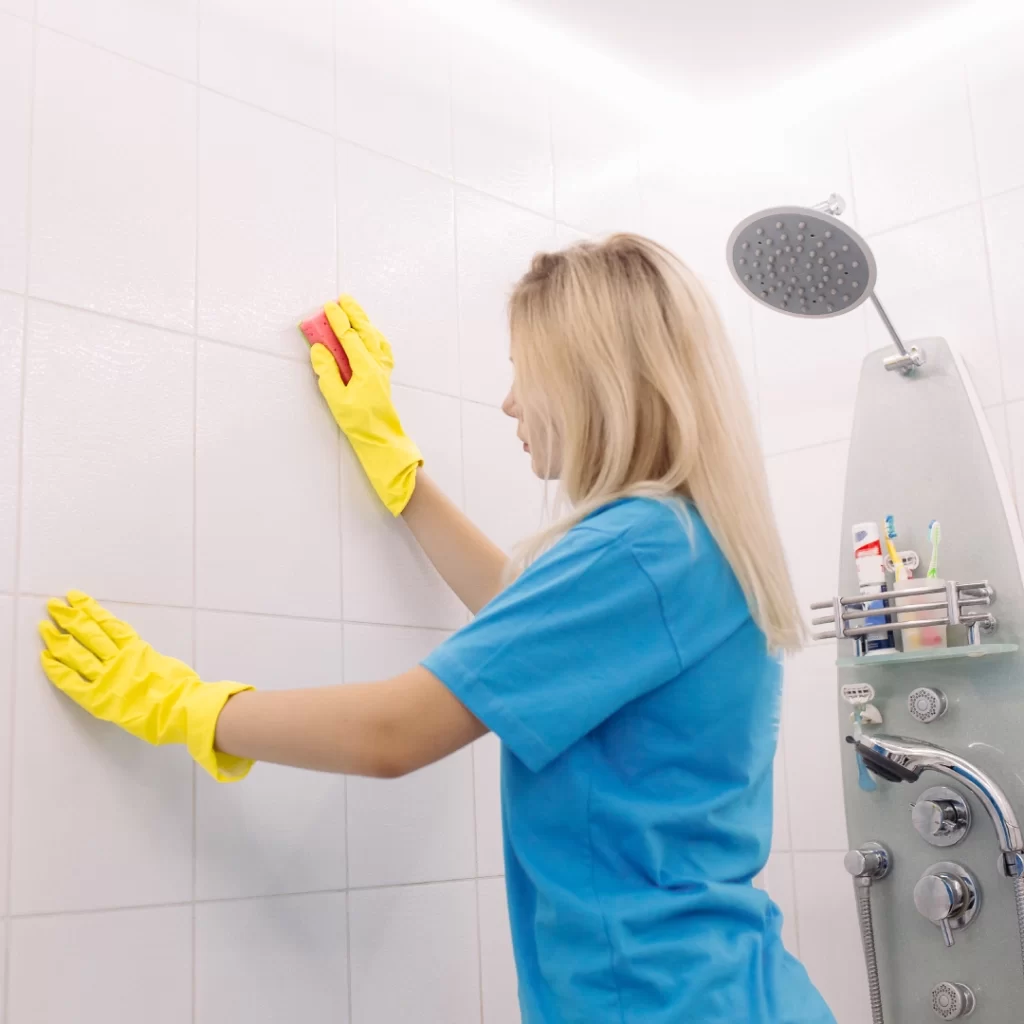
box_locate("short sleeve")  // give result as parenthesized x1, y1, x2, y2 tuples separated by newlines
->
(422, 520, 683, 771)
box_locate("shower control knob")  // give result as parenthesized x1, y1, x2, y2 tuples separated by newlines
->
(911, 788, 971, 847)
(931, 981, 975, 1019)
(914, 864, 980, 947)
(844, 842, 890, 881)
(908, 687, 948, 724)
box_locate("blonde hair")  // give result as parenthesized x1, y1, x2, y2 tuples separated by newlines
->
(506, 233, 804, 652)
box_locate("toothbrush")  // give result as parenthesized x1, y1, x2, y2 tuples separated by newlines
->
(884, 515, 904, 581)
(927, 520, 941, 579)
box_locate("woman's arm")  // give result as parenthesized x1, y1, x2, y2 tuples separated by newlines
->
(214, 666, 488, 777)
(403, 471, 508, 614)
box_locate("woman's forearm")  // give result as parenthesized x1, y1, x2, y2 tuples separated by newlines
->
(402, 471, 508, 613)
(213, 667, 487, 777)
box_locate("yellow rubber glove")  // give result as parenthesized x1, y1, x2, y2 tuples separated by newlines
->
(311, 295, 422, 516)
(39, 591, 254, 783)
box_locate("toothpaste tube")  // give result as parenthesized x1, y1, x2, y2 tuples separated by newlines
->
(852, 522, 895, 654)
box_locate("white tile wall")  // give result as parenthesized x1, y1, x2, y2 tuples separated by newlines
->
(866, 204, 1003, 408)
(194, 611, 346, 900)
(0, 294, 22, 593)
(200, 0, 334, 131)
(6, 3, 1023, 1023)
(846, 59, 978, 236)
(340, 385, 465, 629)
(195, 340, 341, 619)
(984, 188, 1024, 403)
(0, 15, 31, 295)
(344, 622, 476, 889)
(195, 893, 349, 1024)
(10, 600, 194, 915)
(20, 303, 194, 606)
(197, 90, 336, 359)
(0, 598, 12, 918)
(337, 143, 459, 396)
(456, 189, 556, 407)
(478, 876, 520, 1024)
(334, 0, 451, 177)
(793, 852, 870, 1024)
(31, 30, 197, 331)
(348, 880, 481, 1024)
(38, 0, 198, 79)
(8, 906, 193, 1024)
(452, 45, 554, 217)
(965, 19, 1024, 200)
(758, 852, 799, 956)
(461, 400, 546, 555)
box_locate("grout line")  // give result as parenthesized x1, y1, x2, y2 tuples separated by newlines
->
(962, 58, 1011, 499)
(330, 10, 356, 1020)
(8, 874, 509, 922)
(13, 593, 455, 634)
(763, 435, 851, 461)
(190, 8, 201, 1022)
(2, 16, 38, 1021)
(448, 54, 485, 1023)
(864, 196, 986, 242)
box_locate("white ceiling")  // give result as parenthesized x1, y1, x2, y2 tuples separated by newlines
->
(510, 0, 970, 99)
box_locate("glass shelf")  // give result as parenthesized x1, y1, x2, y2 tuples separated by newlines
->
(836, 643, 1018, 668)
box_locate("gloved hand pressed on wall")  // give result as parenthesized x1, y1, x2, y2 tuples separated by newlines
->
(309, 295, 423, 516)
(38, 591, 254, 782)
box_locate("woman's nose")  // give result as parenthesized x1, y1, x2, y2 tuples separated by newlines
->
(501, 390, 517, 418)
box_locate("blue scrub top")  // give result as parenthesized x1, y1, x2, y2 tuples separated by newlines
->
(424, 497, 835, 1023)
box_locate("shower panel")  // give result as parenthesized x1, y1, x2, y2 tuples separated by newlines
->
(832, 339, 1024, 1021)
(727, 200, 1024, 1020)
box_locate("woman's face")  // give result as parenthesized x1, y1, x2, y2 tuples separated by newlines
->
(502, 365, 561, 481)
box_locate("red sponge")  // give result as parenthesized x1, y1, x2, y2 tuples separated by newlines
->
(299, 310, 353, 384)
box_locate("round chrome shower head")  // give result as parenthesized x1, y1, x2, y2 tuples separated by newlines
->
(727, 205, 877, 319)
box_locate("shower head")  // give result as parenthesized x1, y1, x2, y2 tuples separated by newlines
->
(726, 198, 876, 319)
(727, 193, 925, 373)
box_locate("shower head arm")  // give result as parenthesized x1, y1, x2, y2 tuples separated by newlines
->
(870, 294, 925, 374)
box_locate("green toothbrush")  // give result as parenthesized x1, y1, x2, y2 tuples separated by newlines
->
(927, 520, 941, 579)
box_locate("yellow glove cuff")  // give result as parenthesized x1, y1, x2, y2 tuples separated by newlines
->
(187, 681, 256, 783)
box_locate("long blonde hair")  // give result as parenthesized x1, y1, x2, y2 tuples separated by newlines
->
(507, 233, 804, 652)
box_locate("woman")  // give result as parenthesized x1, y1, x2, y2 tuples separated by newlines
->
(39, 235, 834, 1022)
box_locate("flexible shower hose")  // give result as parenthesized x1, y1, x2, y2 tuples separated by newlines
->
(1014, 876, 1024, 980)
(855, 882, 884, 1024)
